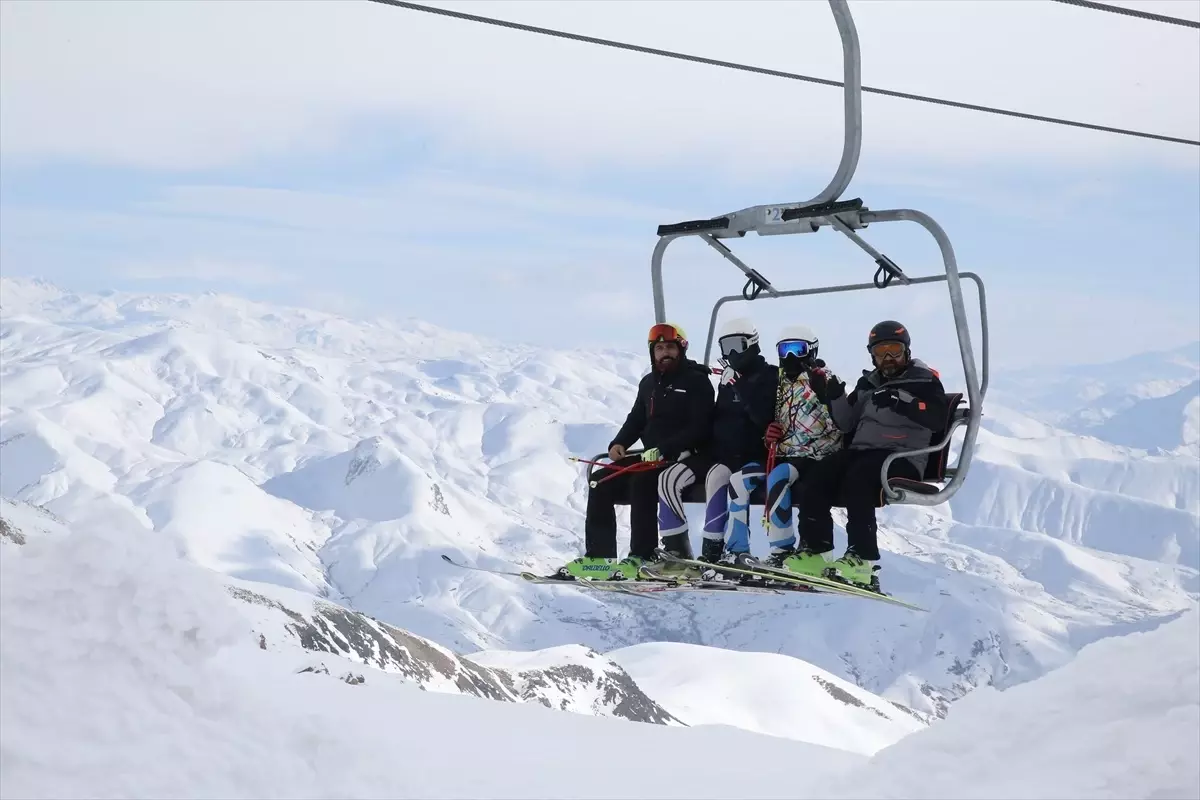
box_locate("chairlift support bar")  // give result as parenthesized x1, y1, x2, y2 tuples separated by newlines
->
(701, 272, 990, 402)
(645, 0, 987, 507)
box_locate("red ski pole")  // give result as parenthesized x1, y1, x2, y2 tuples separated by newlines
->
(762, 441, 777, 529)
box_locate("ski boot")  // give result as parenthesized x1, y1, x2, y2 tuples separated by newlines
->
(698, 537, 725, 564)
(823, 550, 881, 592)
(781, 548, 832, 579)
(764, 545, 796, 569)
(642, 534, 705, 580)
(714, 550, 763, 585)
(718, 550, 754, 568)
(610, 556, 648, 581)
(559, 556, 622, 581)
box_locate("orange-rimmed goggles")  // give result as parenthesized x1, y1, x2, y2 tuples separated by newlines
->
(648, 323, 687, 348)
(870, 341, 905, 358)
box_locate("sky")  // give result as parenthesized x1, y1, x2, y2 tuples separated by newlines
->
(1, 0, 1198, 385)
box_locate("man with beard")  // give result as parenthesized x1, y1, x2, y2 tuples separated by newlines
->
(560, 322, 715, 581)
(791, 319, 949, 589)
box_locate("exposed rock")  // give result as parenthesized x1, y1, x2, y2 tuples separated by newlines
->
(227, 585, 677, 725)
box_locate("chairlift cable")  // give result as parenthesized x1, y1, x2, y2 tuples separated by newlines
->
(365, 0, 1200, 147)
(1047, 0, 1200, 29)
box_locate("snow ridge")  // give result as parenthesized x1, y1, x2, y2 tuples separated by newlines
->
(1, 276, 1197, 726)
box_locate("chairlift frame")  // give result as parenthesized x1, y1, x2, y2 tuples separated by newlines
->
(646, 0, 988, 506)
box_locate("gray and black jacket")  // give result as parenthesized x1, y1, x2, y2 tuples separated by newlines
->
(830, 358, 949, 473)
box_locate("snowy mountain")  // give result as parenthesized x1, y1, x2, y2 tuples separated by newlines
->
(1, 276, 1197, 732)
(2, 496, 1195, 799)
(0, 498, 925, 754)
(604, 642, 930, 754)
(992, 341, 1200, 455)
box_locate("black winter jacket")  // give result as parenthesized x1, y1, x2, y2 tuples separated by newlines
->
(710, 356, 778, 467)
(609, 359, 715, 461)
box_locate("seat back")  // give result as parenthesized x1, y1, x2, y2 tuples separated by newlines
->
(922, 392, 965, 481)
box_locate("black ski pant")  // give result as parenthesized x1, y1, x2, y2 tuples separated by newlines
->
(584, 455, 663, 561)
(799, 448, 921, 561)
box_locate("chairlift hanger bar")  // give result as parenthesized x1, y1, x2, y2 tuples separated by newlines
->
(650, 0, 984, 507)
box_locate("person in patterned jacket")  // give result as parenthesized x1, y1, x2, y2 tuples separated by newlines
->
(723, 324, 845, 568)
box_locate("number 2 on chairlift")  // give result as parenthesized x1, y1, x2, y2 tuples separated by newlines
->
(764, 207, 791, 225)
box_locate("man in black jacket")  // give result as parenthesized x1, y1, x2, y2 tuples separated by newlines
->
(561, 322, 715, 581)
(681, 318, 778, 565)
(792, 320, 949, 589)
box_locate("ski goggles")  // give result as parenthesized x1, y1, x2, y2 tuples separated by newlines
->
(648, 323, 687, 348)
(869, 341, 905, 358)
(718, 333, 757, 358)
(777, 339, 814, 359)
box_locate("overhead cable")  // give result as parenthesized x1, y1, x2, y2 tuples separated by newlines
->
(365, 0, 1200, 147)
(1047, 0, 1200, 29)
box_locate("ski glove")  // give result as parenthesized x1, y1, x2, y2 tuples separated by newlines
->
(871, 389, 901, 409)
(809, 367, 844, 402)
(641, 447, 663, 462)
(872, 388, 924, 412)
(719, 365, 739, 387)
(848, 372, 874, 406)
(764, 422, 784, 445)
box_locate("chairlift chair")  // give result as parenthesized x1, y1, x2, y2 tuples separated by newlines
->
(587, 0, 988, 510)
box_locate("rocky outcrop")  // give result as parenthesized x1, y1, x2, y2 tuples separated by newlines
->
(227, 585, 679, 725)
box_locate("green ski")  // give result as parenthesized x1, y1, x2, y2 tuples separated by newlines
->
(653, 550, 928, 612)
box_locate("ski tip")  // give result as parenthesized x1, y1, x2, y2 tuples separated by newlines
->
(440, 553, 456, 564)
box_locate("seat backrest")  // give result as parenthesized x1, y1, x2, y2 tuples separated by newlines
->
(922, 392, 965, 481)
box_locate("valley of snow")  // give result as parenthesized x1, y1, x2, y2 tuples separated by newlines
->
(1, 276, 1199, 797)
(2, 500, 1196, 800)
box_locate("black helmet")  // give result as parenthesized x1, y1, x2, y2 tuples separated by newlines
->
(867, 320, 910, 350)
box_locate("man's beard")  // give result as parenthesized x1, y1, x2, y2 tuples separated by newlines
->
(655, 354, 678, 371)
(878, 358, 902, 377)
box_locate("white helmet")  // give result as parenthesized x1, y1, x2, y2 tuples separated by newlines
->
(716, 317, 759, 359)
(777, 324, 819, 360)
(718, 316, 758, 340)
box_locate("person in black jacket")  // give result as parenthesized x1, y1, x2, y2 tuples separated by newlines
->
(686, 318, 778, 564)
(792, 320, 949, 589)
(561, 322, 715, 581)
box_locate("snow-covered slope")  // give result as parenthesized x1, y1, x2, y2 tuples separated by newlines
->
(605, 642, 928, 755)
(2, 491, 1195, 800)
(1, 276, 1197, 726)
(0, 506, 864, 800)
(841, 607, 1200, 800)
(993, 341, 1200, 455)
(0, 502, 680, 726)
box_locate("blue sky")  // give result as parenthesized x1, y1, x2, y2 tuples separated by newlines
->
(2, 0, 1198, 384)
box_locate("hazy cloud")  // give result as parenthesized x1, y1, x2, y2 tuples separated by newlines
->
(1, 0, 1196, 174)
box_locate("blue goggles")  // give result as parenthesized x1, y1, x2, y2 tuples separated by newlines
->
(777, 339, 813, 359)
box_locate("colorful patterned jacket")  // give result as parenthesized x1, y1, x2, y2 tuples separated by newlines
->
(774, 366, 844, 459)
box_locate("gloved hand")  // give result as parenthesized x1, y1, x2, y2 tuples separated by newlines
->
(641, 447, 663, 462)
(848, 372, 874, 405)
(719, 365, 739, 387)
(764, 422, 784, 445)
(809, 367, 845, 400)
(871, 388, 901, 409)
(825, 374, 846, 400)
